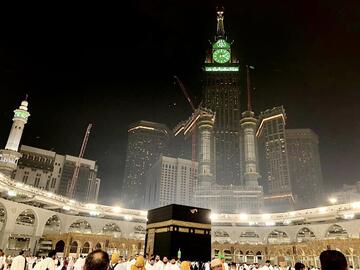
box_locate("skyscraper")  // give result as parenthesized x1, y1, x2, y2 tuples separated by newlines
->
(285, 129, 324, 208)
(122, 120, 170, 209)
(144, 155, 198, 209)
(257, 106, 294, 211)
(203, 8, 242, 185)
(0, 98, 30, 176)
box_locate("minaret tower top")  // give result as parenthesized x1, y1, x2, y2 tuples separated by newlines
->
(5, 97, 30, 151)
(0, 96, 30, 176)
(216, 6, 225, 39)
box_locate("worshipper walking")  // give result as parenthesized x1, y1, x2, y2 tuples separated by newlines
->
(131, 256, 145, 270)
(0, 250, 5, 270)
(33, 250, 56, 270)
(10, 251, 25, 270)
(73, 256, 86, 270)
(260, 261, 273, 270)
(110, 253, 124, 270)
(145, 257, 156, 270)
(154, 255, 163, 270)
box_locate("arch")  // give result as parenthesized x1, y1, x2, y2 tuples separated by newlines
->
(44, 215, 61, 234)
(234, 250, 244, 263)
(69, 241, 78, 253)
(296, 227, 316, 242)
(223, 249, 232, 262)
(69, 220, 92, 233)
(82, 242, 91, 254)
(267, 230, 290, 244)
(326, 224, 348, 239)
(0, 202, 6, 231)
(16, 209, 36, 226)
(102, 223, 121, 237)
(245, 250, 255, 264)
(55, 240, 65, 252)
(95, 243, 102, 250)
(256, 251, 263, 263)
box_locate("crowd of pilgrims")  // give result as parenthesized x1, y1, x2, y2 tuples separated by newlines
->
(0, 248, 354, 270)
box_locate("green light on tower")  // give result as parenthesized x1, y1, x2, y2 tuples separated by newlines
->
(14, 110, 30, 120)
(205, 66, 239, 72)
(213, 39, 230, 49)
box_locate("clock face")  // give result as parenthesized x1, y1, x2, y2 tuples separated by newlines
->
(213, 49, 231, 63)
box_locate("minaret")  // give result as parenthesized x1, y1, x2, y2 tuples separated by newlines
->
(240, 66, 260, 187)
(0, 97, 30, 176)
(197, 107, 216, 185)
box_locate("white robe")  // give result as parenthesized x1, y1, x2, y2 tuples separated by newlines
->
(146, 264, 156, 270)
(168, 264, 179, 270)
(155, 261, 163, 270)
(10, 255, 25, 270)
(73, 258, 86, 270)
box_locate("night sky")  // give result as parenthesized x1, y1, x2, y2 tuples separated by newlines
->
(1, 1, 360, 204)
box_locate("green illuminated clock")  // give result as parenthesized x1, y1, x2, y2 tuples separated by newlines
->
(213, 49, 230, 64)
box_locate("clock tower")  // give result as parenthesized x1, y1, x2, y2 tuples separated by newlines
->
(203, 7, 242, 185)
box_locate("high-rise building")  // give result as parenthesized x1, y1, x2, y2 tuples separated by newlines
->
(0, 98, 30, 176)
(122, 120, 170, 209)
(144, 155, 198, 209)
(257, 106, 294, 211)
(203, 8, 242, 185)
(57, 155, 99, 202)
(13, 145, 100, 202)
(285, 129, 324, 208)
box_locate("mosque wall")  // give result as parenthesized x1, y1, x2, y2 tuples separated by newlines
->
(0, 197, 359, 268)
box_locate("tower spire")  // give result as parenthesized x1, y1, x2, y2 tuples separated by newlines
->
(216, 7, 225, 38)
(246, 65, 252, 112)
(246, 65, 255, 112)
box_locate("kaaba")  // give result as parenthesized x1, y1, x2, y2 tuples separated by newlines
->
(145, 204, 211, 262)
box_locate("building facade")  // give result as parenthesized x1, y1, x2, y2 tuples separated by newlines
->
(203, 8, 242, 186)
(285, 129, 324, 208)
(144, 156, 198, 209)
(257, 106, 294, 211)
(0, 173, 360, 267)
(122, 121, 170, 209)
(13, 145, 100, 202)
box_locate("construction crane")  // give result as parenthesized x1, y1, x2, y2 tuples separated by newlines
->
(67, 123, 93, 199)
(174, 76, 198, 178)
(174, 76, 196, 111)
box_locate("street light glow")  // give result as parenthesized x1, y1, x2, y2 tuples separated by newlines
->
(7, 190, 17, 197)
(329, 197, 338, 204)
(112, 206, 121, 213)
(239, 213, 248, 221)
